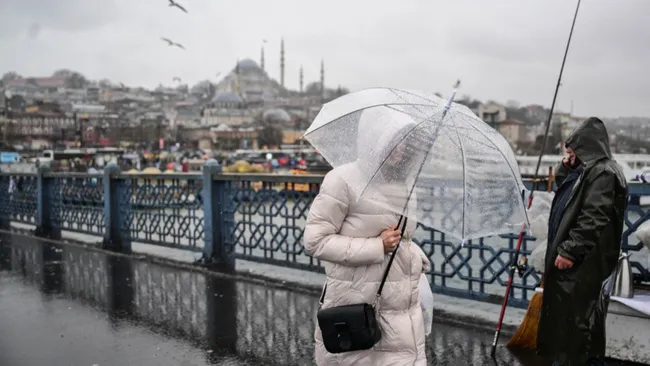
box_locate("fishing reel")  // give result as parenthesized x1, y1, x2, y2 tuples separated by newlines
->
(509, 256, 528, 278)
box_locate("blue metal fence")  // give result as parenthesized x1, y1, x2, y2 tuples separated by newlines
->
(0, 161, 649, 308)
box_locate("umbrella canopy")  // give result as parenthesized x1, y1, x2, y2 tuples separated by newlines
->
(303, 87, 529, 241)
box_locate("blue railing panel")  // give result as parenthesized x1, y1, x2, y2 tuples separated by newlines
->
(413, 228, 541, 307)
(127, 176, 204, 251)
(0, 174, 38, 225)
(52, 176, 105, 236)
(223, 180, 323, 272)
(623, 184, 650, 283)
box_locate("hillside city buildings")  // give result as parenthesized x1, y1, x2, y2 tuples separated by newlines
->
(0, 41, 648, 154)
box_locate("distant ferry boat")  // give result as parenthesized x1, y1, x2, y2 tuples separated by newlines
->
(516, 154, 650, 181)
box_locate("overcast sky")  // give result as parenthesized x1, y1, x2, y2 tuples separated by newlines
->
(0, 0, 648, 117)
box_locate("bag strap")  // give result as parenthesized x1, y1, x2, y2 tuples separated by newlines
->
(318, 215, 408, 308)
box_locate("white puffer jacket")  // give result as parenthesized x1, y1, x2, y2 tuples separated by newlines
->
(304, 164, 431, 365)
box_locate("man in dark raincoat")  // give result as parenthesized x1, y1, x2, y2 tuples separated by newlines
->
(537, 117, 628, 366)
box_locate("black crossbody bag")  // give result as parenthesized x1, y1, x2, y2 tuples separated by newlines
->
(316, 215, 408, 354)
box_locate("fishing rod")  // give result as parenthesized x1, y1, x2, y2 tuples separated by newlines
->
(490, 0, 582, 357)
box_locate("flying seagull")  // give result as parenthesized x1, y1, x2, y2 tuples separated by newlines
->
(160, 37, 185, 50)
(168, 0, 187, 13)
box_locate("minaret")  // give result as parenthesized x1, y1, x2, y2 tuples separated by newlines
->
(299, 65, 304, 93)
(260, 46, 265, 72)
(235, 58, 241, 95)
(280, 38, 285, 88)
(320, 59, 325, 103)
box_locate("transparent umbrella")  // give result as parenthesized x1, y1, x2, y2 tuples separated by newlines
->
(302, 87, 529, 242)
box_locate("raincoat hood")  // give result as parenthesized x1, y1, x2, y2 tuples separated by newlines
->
(565, 117, 612, 165)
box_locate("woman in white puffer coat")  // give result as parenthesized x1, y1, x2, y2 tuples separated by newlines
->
(304, 108, 431, 365)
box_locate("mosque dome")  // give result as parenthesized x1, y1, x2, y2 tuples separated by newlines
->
(237, 59, 260, 71)
(211, 91, 244, 103)
(263, 108, 292, 123)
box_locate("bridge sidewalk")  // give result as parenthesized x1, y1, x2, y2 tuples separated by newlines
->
(9, 222, 527, 335)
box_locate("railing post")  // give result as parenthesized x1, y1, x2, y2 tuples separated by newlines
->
(0, 176, 10, 264)
(34, 166, 61, 241)
(102, 163, 131, 252)
(200, 159, 234, 271)
(0, 176, 10, 232)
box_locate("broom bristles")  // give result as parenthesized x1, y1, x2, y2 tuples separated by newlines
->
(507, 290, 543, 349)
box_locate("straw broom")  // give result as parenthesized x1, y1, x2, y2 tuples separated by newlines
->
(506, 282, 543, 349)
(506, 167, 554, 349)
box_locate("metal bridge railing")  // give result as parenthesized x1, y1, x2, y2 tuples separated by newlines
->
(0, 162, 648, 307)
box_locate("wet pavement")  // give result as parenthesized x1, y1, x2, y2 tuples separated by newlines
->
(0, 234, 643, 366)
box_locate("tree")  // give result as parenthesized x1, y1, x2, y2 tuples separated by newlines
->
(257, 124, 283, 149)
(175, 84, 189, 93)
(52, 69, 74, 78)
(2, 72, 21, 81)
(98, 79, 113, 88)
(506, 99, 521, 109)
(53, 69, 88, 88)
(65, 72, 88, 89)
(190, 80, 214, 94)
